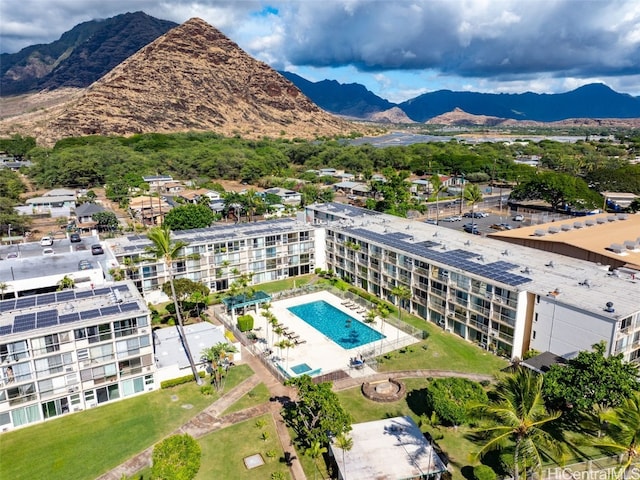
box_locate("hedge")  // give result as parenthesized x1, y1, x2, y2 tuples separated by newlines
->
(161, 371, 207, 389)
(237, 314, 254, 332)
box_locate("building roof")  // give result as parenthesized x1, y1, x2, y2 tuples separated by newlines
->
(489, 212, 640, 269)
(74, 202, 105, 217)
(522, 351, 567, 373)
(306, 202, 640, 318)
(330, 416, 447, 480)
(334, 181, 361, 189)
(154, 322, 228, 369)
(45, 188, 76, 197)
(26, 195, 76, 204)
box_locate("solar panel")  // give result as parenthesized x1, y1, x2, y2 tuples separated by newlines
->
(0, 325, 12, 335)
(100, 305, 120, 316)
(16, 297, 36, 309)
(93, 287, 112, 296)
(0, 299, 16, 312)
(13, 313, 36, 333)
(59, 313, 80, 324)
(37, 309, 58, 320)
(75, 291, 94, 299)
(80, 309, 101, 320)
(119, 302, 139, 313)
(37, 316, 59, 329)
(37, 293, 56, 306)
(56, 291, 75, 302)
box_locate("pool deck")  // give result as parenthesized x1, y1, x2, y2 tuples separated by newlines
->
(248, 291, 418, 379)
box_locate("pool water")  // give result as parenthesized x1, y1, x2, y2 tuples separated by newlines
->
(291, 363, 312, 375)
(288, 300, 386, 350)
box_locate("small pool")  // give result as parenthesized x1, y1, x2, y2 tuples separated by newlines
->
(288, 300, 386, 350)
(291, 363, 312, 375)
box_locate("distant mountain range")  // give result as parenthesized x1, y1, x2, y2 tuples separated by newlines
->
(2, 11, 640, 125)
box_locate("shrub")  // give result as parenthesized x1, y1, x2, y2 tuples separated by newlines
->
(237, 314, 254, 332)
(160, 371, 206, 389)
(151, 433, 201, 480)
(200, 385, 213, 396)
(473, 465, 497, 480)
(425, 378, 488, 426)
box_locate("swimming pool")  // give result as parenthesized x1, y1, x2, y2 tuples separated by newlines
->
(288, 300, 386, 350)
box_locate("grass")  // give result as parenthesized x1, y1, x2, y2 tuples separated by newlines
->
(256, 274, 315, 294)
(0, 364, 253, 480)
(221, 382, 271, 415)
(195, 413, 291, 480)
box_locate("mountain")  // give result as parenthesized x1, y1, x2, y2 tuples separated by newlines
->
(279, 71, 395, 118)
(23, 17, 353, 145)
(1, 12, 177, 96)
(399, 83, 640, 122)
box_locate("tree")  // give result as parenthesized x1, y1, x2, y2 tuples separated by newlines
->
(223, 191, 244, 223)
(201, 342, 238, 391)
(472, 369, 563, 480)
(543, 342, 639, 416)
(425, 377, 488, 426)
(92, 211, 119, 233)
(334, 432, 354, 480)
(151, 433, 201, 480)
(463, 183, 484, 225)
(275, 338, 295, 369)
(304, 439, 328, 480)
(242, 189, 263, 221)
(161, 278, 209, 318)
(588, 391, 640, 479)
(283, 375, 352, 449)
(145, 225, 202, 385)
(509, 172, 601, 211)
(390, 285, 411, 344)
(56, 275, 75, 291)
(163, 203, 215, 230)
(430, 174, 448, 224)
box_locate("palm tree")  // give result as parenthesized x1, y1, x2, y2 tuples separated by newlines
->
(589, 391, 640, 479)
(275, 338, 295, 369)
(0, 282, 11, 300)
(242, 189, 263, 222)
(201, 342, 238, 391)
(334, 432, 354, 480)
(390, 285, 411, 345)
(222, 191, 244, 223)
(57, 275, 75, 291)
(464, 183, 484, 230)
(472, 369, 563, 480)
(305, 440, 328, 480)
(146, 225, 202, 385)
(430, 174, 448, 224)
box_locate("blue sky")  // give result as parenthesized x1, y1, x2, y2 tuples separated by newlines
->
(2, 0, 639, 103)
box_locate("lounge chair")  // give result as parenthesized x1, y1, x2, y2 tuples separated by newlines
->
(294, 338, 307, 345)
(357, 308, 367, 314)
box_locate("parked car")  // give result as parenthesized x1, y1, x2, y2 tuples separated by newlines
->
(76, 244, 88, 251)
(513, 214, 525, 221)
(442, 216, 462, 222)
(91, 244, 104, 255)
(490, 223, 513, 231)
(463, 223, 481, 235)
(69, 233, 81, 243)
(42, 248, 55, 255)
(425, 219, 438, 225)
(78, 260, 93, 270)
(40, 236, 53, 246)
(6, 252, 19, 259)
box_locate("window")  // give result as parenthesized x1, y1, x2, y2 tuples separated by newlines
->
(0, 340, 29, 363)
(34, 353, 73, 376)
(31, 334, 61, 356)
(116, 337, 150, 358)
(87, 323, 112, 344)
(90, 344, 114, 363)
(114, 318, 138, 338)
(11, 404, 41, 427)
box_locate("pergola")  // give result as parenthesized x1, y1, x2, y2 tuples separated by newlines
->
(222, 291, 272, 313)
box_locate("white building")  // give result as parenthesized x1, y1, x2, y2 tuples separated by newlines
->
(305, 203, 640, 362)
(0, 281, 155, 432)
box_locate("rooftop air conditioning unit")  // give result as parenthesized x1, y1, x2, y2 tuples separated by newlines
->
(604, 302, 615, 313)
(561, 224, 572, 231)
(534, 229, 546, 237)
(573, 222, 584, 229)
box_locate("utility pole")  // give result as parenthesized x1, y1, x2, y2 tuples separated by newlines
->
(458, 173, 465, 215)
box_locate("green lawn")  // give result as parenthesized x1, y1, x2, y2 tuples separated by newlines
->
(221, 382, 271, 415)
(255, 274, 315, 294)
(195, 413, 290, 480)
(0, 365, 253, 480)
(376, 318, 508, 375)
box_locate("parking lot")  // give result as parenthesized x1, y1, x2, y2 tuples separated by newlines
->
(0, 234, 102, 260)
(427, 209, 526, 236)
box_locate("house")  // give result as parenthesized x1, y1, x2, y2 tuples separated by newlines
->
(73, 203, 105, 230)
(263, 188, 301, 206)
(177, 189, 219, 204)
(24, 189, 77, 217)
(161, 181, 185, 195)
(142, 175, 174, 190)
(319, 168, 337, 177)
(333, 181, 362, 195)
(335, 172, 356, 181)
(128, 196, 172, 226)
(330, 416, 447, 480)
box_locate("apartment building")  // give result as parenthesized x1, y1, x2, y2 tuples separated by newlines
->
(305, 203, 640, 362)
(0, 281, 154, 432)
(107, 217, 321, 295)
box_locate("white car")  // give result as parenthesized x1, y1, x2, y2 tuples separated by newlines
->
(513, 214, 525, 221)
(40, 236, 54, 246)
(42, 247, 55, 255)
